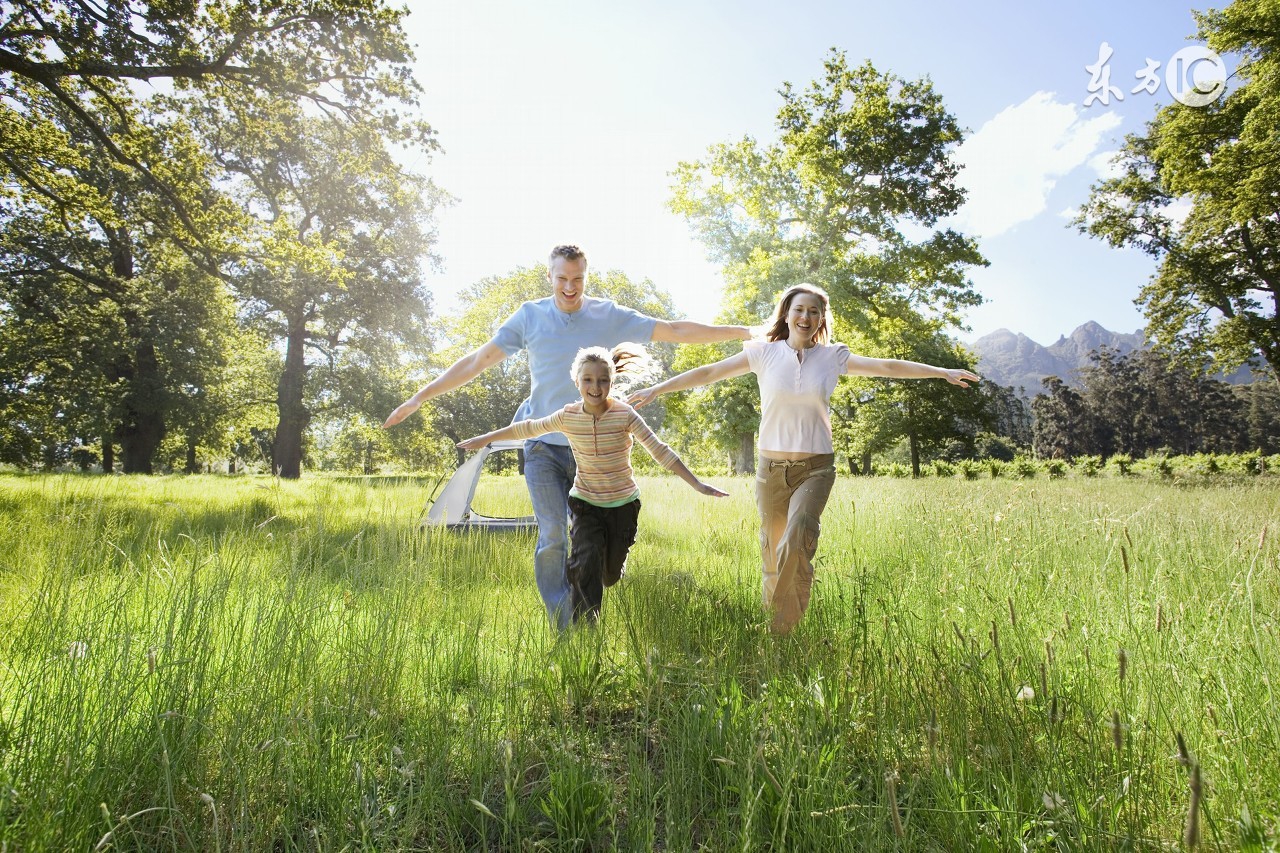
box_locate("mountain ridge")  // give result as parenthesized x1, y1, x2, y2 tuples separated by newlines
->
(968, 323, 1145, 394)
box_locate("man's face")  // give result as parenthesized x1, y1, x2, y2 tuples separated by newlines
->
(549, 256, 587, 313)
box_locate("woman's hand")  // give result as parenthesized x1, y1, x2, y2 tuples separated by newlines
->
(455, 435, 490, 452)
(627, 386, 661, 408)
(382, 397, 422, 428)
(695, 481, 729, 497)
(943, 369, 981, 388)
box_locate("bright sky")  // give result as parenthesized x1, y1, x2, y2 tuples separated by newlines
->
(404, 0, 1223, 346)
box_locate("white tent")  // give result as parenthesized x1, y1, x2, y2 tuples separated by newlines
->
(422, 440, 536, 531)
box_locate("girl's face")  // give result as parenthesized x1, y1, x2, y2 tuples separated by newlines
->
(785, 293, 826, 344)
(576, 360, 612, 409)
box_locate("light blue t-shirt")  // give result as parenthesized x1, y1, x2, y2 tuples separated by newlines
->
(491, 297, 658, 446)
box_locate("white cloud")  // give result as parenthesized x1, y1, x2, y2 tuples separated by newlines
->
(1165, 197, 1194, 228)
(950, 92, 1122, 238)
(1088, 149, 1123, 179)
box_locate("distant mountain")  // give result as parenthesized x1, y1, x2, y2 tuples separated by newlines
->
(969, 323, 1145, 395)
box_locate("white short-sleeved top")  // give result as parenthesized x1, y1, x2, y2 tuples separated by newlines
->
(745, 339, 850, 454)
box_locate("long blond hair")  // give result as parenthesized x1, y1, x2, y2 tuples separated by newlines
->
(569, 342, 657, 396)
(764, 284, 835, 345)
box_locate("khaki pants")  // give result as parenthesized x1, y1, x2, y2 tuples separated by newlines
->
(755, 453, 836, 634)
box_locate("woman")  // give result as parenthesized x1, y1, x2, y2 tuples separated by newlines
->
(629, 284, 979, 634)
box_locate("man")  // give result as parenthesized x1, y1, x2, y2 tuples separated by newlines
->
(384, 244, 750, 629)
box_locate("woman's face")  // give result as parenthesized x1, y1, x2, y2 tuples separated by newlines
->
(785, 292, 826, 344)
(576, 360, 612, 409)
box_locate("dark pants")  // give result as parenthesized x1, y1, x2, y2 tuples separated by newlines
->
(566, 496, 641, 623)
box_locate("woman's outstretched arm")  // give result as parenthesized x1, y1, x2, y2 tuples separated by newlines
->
(845, 353, 980, 387)
(627, 351, 752, 408)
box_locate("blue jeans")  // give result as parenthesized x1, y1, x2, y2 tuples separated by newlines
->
(524, 440, 576, 630)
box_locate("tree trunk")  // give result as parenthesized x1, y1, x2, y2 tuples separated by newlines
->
(117, 340, 166, 474)
(909, 431, 921, 478)
(364, 439, 374, 475)
(730, 431, 755, 475)
(228, 458, 236, 474)
(102, 435, 114, 474)
(861, 450, 872, 476)
(184, 433, 199, 474)
(272, 315, 309, 479)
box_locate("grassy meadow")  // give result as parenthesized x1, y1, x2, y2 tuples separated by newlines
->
(0, 471, 1277, 850)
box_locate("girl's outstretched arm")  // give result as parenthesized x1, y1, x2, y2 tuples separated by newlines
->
(667, 457, 729, 497)
(628, 408, 728, 497)
(457, 411, 564, 452)
(628, 351, 752, 408)
(456, 423, 524, 452)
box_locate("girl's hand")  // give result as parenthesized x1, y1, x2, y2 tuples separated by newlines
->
(696, 481, 729, 497)
(456, 436, 489, 452)
(627, 386, 661, 408)
(944, 369, 981, 388)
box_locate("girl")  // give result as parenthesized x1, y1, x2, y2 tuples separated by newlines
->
(458, 343, 727, 623)
(629, 284, 979, 634)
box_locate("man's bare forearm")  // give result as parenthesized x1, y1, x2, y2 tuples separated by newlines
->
(653, 320, 751, 344)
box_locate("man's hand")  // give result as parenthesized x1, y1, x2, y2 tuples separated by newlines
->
(695, 481, 729, 497)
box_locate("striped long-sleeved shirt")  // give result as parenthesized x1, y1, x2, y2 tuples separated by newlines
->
(509, 401, 681, 506)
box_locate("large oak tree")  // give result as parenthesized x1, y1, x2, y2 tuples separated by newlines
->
(1078, 0, 1279, 378)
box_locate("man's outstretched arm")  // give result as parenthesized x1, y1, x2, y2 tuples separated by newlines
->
(382, 341, 509, 427)
(650, 320, 752, 344)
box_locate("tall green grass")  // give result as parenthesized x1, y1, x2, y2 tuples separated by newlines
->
(0, 473, 1276, 850)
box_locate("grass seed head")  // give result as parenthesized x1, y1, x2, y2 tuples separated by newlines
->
(146, 647, 156, 674)
(885, 771, 904, 838)
(1008, 597, 1017, 628)
(1184, 763, 1202, 849)
(1039, 661, 1048, 699)
(1175, 731, 1191, 766)
(1121, 545, 1130, 574)
(1112, 710, 1124, 752)
(1117, 648, 1128, 683)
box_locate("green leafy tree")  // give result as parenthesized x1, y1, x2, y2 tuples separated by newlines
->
(669, 50, 986, 469)
(1077, 0, 1280, 377)
(0, 81, 237, 472)
(1032, 376, 1101, 460)
(200, 99, 444, 477)
(1, 0, 426, 231)
(835, 324, 987, 476)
